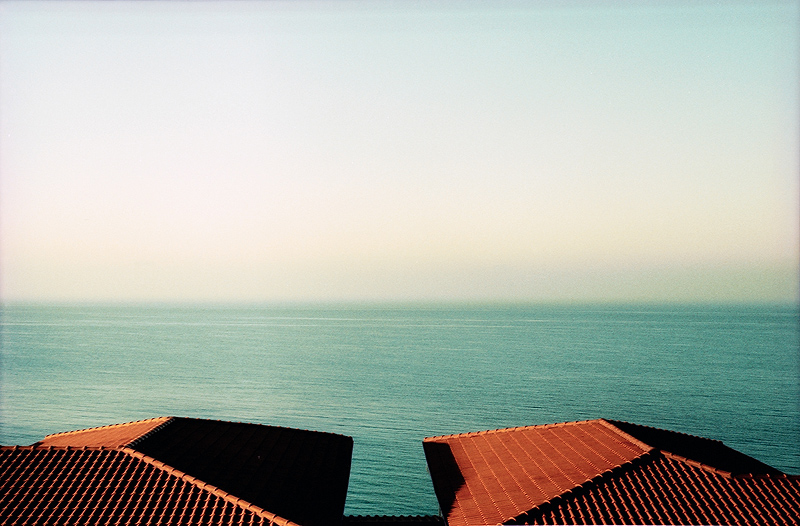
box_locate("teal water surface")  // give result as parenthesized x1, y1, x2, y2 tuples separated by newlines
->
(1, 303, 798, 515)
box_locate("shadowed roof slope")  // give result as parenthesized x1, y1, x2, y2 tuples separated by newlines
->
(131, 418, 353, 526)
(423, 418, 800, 526)
(605, 419, 782, 476)
(1, 417, 353, 526)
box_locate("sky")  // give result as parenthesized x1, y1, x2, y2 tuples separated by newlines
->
(0, 0, 798, 303)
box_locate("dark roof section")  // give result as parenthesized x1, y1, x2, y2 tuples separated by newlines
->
(423, 418, 800, 526)
(1, 417, 353, 526)
(130, 417, 353, 526)
(606, 419, 782, 476)
(0, 446, 288, 526)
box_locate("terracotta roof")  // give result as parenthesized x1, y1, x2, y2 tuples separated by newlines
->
(1, 417, 353, 526)
(423, 419, 800, 526)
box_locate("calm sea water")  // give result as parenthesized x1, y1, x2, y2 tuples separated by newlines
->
(1, 303, 798, 515)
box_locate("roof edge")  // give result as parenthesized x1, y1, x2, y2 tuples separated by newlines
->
(605, 419, 726, 446)
(124, 417, 175, 447)
(155, 416, 355, 441)
(660, 450, 734, 479)
(2, 445, 116, 452)
(121, 447, 301, 526)
(597, 418, 656, 453)
(423, 418, 609, 442)
(40, 416, 174, 442)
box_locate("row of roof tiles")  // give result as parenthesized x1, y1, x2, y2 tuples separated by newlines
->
(0, 446, 284, 526)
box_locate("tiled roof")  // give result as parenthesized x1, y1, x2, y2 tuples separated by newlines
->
(1, 417, 353, 526)
(423, 418, 800, 526)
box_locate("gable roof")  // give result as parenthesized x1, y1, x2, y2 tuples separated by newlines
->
(423, 419, 800, 526)
(1, 417, 353, 526)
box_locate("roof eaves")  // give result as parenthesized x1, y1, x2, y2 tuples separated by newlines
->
(120, 446, 301, 526)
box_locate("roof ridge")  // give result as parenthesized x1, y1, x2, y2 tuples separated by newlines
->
(120, 446, 301, 526)
(504, 449, 661, 525)
(606, 419, 725, 446)
(41, 416, 173, 441)
(423, 419, 606, 441)
(598, 419, 656, 453)
(660, 450, 736, 478)
(164, 416, 354, 440)
(1, 445, 129, 454)
(124, 416, 175, 447)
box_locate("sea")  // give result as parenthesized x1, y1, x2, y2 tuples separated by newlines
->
(1, 303, 798, 516)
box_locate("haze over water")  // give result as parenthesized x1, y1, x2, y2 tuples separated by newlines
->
(2, 303, 798, 515)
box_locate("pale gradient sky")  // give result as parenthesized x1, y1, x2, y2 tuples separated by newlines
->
(1, 0, 798, 303)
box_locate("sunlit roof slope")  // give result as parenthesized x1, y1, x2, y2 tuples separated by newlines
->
(0, 446, 290, 526)
(423, 418, 800, 526)
(1, 417, 353, 526)
(35, 416, 172, 448)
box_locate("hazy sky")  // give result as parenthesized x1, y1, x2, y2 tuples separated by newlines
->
(1, 1, 798, 303)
